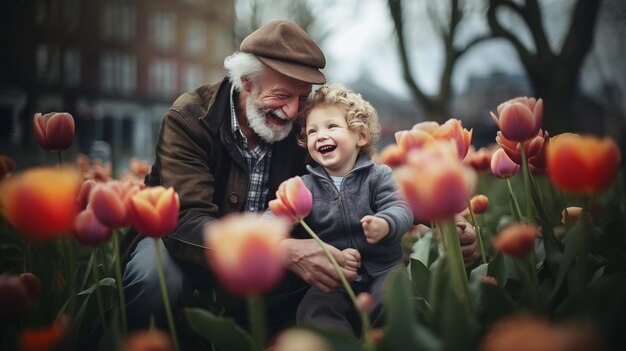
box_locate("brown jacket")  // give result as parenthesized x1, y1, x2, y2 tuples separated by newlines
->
(142, 78, 307, 268)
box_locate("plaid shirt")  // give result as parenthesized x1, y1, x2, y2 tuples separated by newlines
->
(230, 86, 272, 212)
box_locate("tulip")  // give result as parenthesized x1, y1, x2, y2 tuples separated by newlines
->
(129, 186, 179, 238)
(493, 222, 539, 257)
(355, 292, 374, 313)
(19, 273, 41, 301)
(491, 97, 543, 142)
(273, 328, 330, 351)
(33, 112, 75, 151)
(0, 167, 80, 241)
(0, 274, 33, 319)
(463, 145, 495, 173)
(411, 119, 473, 160)
(268, 176, 312, 223)
(470, 194, 489, 215)
(0, 154, 16, 181)
(395, 141, 474, 223)
(397, 128, 435, 152)
(76, 179, 97, 210)
(560, 207, 589, 225)
(496, 129, 549, 169)
(73, 209, 112, 246)
(490, 148, 520, 179)
(120, 330, 174, 351)
(377, 144, 405, 167)
(90, 180, 141, 228)
(19, 316, 69, 351)
(547, 133, 621, 195)
(204, 213, 289, 296)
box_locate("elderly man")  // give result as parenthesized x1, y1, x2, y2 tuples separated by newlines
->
(121, 19, 479, 336)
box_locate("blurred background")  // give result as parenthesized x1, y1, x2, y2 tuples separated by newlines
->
(1, 0, 624, 176)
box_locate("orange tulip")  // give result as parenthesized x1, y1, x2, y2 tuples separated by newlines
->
(90, 180, 141, 228)
(0, 167, 80, 241)
(73, 209, 112, 246)
(377, 143, 406, 167)
(395, 141, 474, 222)
(547, 133, 621, 194)
(129, 186, 179, 238)
(491, 97, 543, 142)
(491, 148, 520, 179)
(560, 207, 590, 225)
(33, 112, 75, 151)
(204, 213, 289, 296)
(0, 154, 16, 181)
(19, 315, 69, 351)
(493, 222, 539, 257)
(120, 330, 174, 351)
(470, 194, 489, 214)
(269, 176, 312, 223)
(412, 119, 473, 159)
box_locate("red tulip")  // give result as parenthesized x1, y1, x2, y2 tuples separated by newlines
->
(491, 97, 543, 142)
(204, 213, 289, 296)
(269, 176, 312, 223)
(73, 209, 112, 246)
(493, 222, 539, 257)
(129, 186, 179, 238)
(120, 330, 174, 351)
(90, 180, 141, 228)
(470, 194, 489, 215)
(491, 148, 520, 179)
(0, 167, 80, 241)
(33, 112, 75, 151)
(19, 316, 69, 351)
(547, 133, 621, 194)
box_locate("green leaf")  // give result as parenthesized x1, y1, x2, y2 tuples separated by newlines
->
(378, 269, 441, 351)
(487, 253, 507, 288)
(410, 231, 435, 267)
(548, 220, 582, 303)
(409, 258, 431, 299)
(185, 307, 257, 351)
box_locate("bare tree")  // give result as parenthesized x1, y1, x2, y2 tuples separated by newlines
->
(387, 0, 490, 123)
(487, 0, 602, 134)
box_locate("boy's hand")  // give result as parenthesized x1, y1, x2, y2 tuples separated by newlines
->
(342, 248, 361, 272)
(361, 215, 390, 244)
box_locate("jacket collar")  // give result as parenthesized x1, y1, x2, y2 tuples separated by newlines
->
(306, 153, 373, 179)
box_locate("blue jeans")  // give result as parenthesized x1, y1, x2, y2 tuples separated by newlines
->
(123, 236, 207, 330)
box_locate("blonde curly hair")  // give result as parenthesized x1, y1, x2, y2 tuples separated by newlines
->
(298, 84, 381, 157)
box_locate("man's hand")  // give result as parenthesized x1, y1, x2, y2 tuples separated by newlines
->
(455, 214, 479, 268)
(279, 238, 361, 292)
(361, 215, 390, 244)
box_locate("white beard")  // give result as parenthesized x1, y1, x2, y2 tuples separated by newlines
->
(246, 94, 293, 144)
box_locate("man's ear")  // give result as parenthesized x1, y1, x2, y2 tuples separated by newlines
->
(242, 77, 252, 93)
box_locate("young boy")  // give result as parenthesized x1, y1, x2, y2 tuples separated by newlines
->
(294, 83, 414, 336)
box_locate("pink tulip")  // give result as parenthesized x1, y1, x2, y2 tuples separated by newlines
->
(269, 176, 312, 223)
(73, 209, 112, 246)
(490, 148, 520, 179)
(432, 119, 473, 160)
(90, 180, 141, 228)
(129, 187, 179, 238)
(33, 112, 75, 151)
(491, 97, 543, 142)
(204, 213, 289, 296)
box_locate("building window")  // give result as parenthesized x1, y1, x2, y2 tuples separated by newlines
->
(64, 48, 81, 86)
(150, 58, 178, 97)
(185, 21, 207, 56)
(36, 44, 60, 83)
(183, 64, 204, 91)
(101, 2, 136, 42)
(149, 12, 177, 51)
(100, 52, 137, 94)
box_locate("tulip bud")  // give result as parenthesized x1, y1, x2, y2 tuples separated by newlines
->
(355, 292, 374, 313)
(470, 194, 489, 215)
(560, 207, 589, 225)
(33, 112, 75, 151)
(73, 209, 112, 246)
(493, 222, 539, 257)
(120, 330, 174, 351)
(269, 176, 312, 223)
(0, 154, 16, 181)
(273, 328, 330, 351)
(19, 273, 41, 300)
(0, 274, 33, 319)
(20, 315, 69, 351)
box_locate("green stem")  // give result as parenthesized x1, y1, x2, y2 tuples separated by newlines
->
(113, 230, 127, 333)
(298, 220, 374, 350)
(438, 219, 473, 317)
(247, 294, 266, 350)
(520, 144, 534, 222)
(57, 151, 63, 165)
(91, 248, 107, 331)
(64, 237, 77, 317)
(154, 239, 181, 351)
(506, 178, 524, 220)
(515, 254, 541, 312)
(466, 198, 487, 264)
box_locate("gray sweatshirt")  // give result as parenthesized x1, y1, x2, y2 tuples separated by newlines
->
(294, 154, 414, 279)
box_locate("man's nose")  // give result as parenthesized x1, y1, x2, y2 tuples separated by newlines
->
(282, 98, 300, 119)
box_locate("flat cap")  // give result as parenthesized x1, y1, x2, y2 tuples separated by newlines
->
(241, 20, 326, 84)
